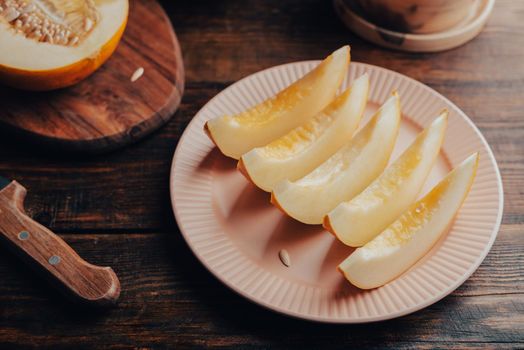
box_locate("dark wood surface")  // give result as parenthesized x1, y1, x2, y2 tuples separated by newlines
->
(0, 0, 184, 153)
(0, 0, 522, 348)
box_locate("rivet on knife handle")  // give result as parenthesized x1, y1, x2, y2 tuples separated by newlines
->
(0, 181, 120, 305)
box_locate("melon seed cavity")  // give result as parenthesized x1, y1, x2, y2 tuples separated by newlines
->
(0, 0, 99, 46)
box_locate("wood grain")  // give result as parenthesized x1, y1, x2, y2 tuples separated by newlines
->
(0, 0, 185, 153)
(0, 181, 120, 305)
(0, 0, 522, 348)
(0, 233, 521, 348)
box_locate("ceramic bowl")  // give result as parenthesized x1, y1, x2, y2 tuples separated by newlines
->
(354, 0, 478, 34)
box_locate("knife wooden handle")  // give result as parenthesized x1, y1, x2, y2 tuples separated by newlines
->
(0, 181, 120, 306)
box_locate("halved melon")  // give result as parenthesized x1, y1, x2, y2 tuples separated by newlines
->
(204, 46, 350, 159)
(238, 74, 369, 192)
(271, 93, 401, 225)
(325, 111, 448, 247)
(0, 0, 129, 90)
(338, 153, 479, 289)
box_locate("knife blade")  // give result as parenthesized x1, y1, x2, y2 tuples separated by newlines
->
(0, 178, 120, 305)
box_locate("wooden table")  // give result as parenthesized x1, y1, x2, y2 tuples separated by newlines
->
(0, 0, 522, 348)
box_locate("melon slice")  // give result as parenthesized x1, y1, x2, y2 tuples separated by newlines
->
(238, 74, 369, 192)
(204, 46, 350, 159)
(325, 111, 448, 247)
(271, 93, 401, 225)
(0, 0, 129, 90)
(338, 153, 479, 289)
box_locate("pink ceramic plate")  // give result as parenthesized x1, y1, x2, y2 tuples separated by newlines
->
(170, 61, 503, 323)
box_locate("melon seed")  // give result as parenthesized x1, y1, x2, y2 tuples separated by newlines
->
(279, 249, 291, 267)
(84, 17, 93, 32)
(4, 7, 20, 22)
(20, 3, 33, 13)
(131, 67, 144, 82)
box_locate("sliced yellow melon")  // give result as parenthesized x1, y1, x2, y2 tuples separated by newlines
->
(325, 111, 448, 247)
(238, 74, 369, 192)
(204, 46, 350, 159)
(338, 153, 479, 289)
(0, 0, 129, 90)
(271, 93, 401, 225)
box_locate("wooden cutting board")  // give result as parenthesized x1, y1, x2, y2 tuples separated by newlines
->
(0, 0, 184, 153)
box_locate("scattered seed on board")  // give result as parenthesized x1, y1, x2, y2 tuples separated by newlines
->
(279, 249, 291, 267)
(131, 67, 144, 82)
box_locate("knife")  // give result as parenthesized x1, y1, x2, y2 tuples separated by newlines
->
(0, 177, 120, 305)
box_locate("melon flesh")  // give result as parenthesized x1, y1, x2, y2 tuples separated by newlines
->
(205, 46, 350, 159)
(238, 74, 369, 192)
(0, 0, 129, 90)
(325, 112, 447, 247)
(271, 93, 401, 225)
(338, 153, 479, 289)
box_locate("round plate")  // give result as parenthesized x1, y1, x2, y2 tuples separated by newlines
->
(170, 61, 503, 323)
(334, 0, 495, 52)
